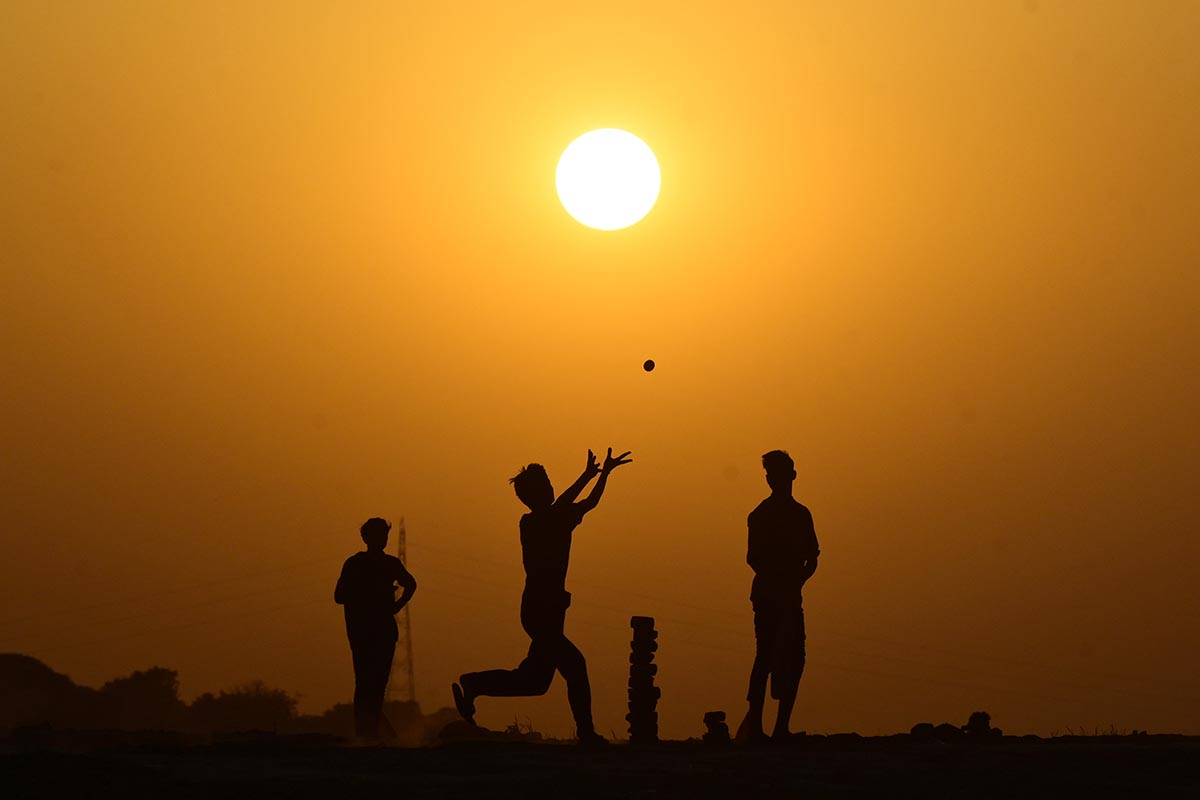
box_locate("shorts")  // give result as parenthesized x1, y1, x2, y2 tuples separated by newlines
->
(753, 601, 806, 699)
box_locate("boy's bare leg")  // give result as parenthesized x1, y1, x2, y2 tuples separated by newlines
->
(736, 652, 770, 743)
(451, 681, 475, 725)
(772, 680, 798, 739)
(455, 640, 558, 726)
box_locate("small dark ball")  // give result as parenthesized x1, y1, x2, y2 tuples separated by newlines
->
(643, 359, 655, 372)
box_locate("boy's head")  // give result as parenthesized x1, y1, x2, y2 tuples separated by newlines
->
(510, 463, 554, 511)
(360, 517, 391, 551)
(762, 449, 796, 495)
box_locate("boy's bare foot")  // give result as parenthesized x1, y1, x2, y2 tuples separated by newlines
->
(577, 731, 608, 747)
(735, 710, 768, 745)
(452, 682, 476, 725)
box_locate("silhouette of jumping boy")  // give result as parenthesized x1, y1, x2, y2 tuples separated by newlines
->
(334, 517, 417, 737)
(737, 450, 820, 743)
(453, 448, 632, 744)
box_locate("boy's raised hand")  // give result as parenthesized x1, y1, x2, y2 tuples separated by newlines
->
(601, 448, 633, 473)
(584, 449, 601, 478)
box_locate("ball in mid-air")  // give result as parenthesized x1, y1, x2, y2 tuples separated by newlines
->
(643, 359, 655, 372)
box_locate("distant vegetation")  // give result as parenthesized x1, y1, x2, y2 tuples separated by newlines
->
(0, 653, 455, 745)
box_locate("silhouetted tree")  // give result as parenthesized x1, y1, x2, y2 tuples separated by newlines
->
(97, 666, 186, 730)
(0, 654, 97, 732)
(189, 680, 298, 733)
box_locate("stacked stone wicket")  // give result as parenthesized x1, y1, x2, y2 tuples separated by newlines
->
(627, 615, 660, 744)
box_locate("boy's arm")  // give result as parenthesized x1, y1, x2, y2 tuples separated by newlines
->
(554, 450, 600, 507)
(800, 551, 819, 583)
(800, 513, 820, 583)
(334, 560, 351, 605)
(746, 514, 765, 574)
(393, 560, 418, 614)
(576, 448, 632, 515)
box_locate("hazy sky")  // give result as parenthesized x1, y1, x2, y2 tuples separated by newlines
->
(2, 1, 1198, 738)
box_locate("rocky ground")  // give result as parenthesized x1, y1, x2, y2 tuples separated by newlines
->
(3, 732, 1198, 799)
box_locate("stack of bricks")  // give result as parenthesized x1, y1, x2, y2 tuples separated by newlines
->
(702, 711, 731, 745)
(626, 615, 660, 744)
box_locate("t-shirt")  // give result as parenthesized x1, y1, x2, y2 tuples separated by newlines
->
(335, 551, 412, 643)
(520, 503, 585, 597)
(747, 495, 820, 607)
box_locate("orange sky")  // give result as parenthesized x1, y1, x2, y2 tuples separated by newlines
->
(2, 1, 1198, 738)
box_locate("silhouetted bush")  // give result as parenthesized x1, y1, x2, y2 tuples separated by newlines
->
(190, 681, 298, 734)
(98, 666, 187, 731)
(0, 654, 97, 732)
(2, 653, 462, 744)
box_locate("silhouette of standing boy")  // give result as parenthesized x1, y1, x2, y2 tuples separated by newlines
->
(737, 450, 820, 742)
(453, 448, 632, 744)
(335, 517, 417, 738)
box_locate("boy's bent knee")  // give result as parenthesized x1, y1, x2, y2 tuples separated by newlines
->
(558, 645, 587, 674)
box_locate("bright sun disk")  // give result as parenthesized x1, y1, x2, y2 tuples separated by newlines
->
(556, 129, 660, 230)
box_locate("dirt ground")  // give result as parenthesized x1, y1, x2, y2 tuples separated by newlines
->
(4, 734, 1198, 799)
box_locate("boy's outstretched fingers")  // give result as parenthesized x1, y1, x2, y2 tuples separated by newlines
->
(602, 448, 633, 471)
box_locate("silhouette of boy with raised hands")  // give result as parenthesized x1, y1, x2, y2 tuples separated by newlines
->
(453, 447, 632, 744)
(736, 450, 820, 743)
(335, 517, 417, 738)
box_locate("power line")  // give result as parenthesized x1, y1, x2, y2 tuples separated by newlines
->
(0, 552, 333, 630)
(8, 524, 1195, 710)
(408, 529, 1200, 696)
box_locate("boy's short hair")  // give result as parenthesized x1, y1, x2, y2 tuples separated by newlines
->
(761, 450, 794, 474)
(510, 463, 550, 506)
(360, 517, 391, 539)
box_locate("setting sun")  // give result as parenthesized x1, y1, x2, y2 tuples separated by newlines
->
(555, 129, 660, 230)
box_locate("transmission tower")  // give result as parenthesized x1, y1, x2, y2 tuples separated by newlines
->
(388, 516, 417, 705)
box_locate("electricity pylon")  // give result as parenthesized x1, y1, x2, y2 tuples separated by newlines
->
(388, 516, 416, 705)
